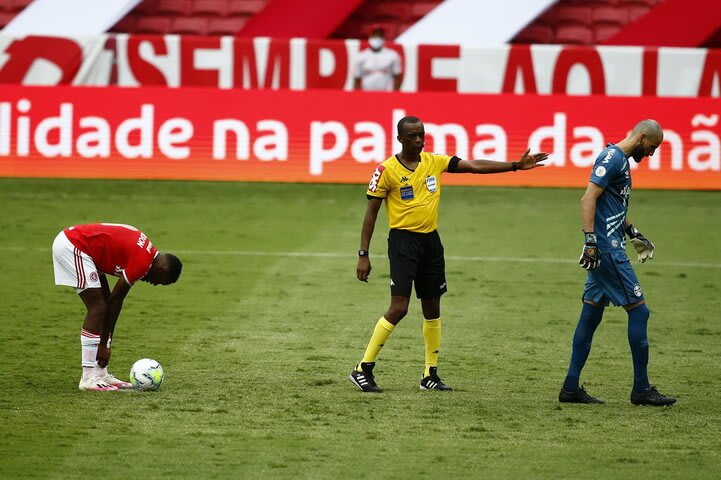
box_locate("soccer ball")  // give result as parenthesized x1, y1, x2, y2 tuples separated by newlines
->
(129, 358, 164, 391)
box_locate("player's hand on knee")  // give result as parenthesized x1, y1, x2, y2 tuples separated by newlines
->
(626, 224, 655, 263)
(579, 232, 601, 270)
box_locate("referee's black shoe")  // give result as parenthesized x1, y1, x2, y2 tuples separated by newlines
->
(349, 362, 382, 393)
(631, 385, 676, 406)
(420, 367, 452, 391)
(559, 385, 605, 404)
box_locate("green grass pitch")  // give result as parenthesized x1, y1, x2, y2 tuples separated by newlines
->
(0, 178, 719, 479)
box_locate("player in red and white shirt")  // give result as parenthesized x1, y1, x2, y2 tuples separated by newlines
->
(52, 223, 182, 391)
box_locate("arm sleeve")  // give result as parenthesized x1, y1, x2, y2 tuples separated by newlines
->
(446, 156, 462, 173)
(589, 154, 620, 189)
(366, 165, 388, 198)
(123, 250, 155, 285)
(428, 153, 452, 174)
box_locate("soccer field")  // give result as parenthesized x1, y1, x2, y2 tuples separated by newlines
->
(0, 178, 719, 479)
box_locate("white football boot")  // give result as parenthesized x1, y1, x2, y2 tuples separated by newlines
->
(78, 377, 119, 391)
(103, 373, 134, 389)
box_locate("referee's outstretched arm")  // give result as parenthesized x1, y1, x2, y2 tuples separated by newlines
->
(453, 149, 548, 174)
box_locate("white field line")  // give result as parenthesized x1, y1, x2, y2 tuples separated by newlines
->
(8, 246, 721, 269)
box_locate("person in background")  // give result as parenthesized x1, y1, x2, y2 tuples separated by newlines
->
(352, 24, 402, 92)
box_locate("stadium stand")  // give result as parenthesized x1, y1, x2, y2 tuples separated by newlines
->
(592, 7, 628, 28)
(511, 0, 664, 45)
(207, 16, 248, 35)
(110, 0, 270, 35)
(593, 23, 622, 43)
(0, 11, 13, 28)
(157, 0, 192, 16)
(134, 16, 172, 34)
(556, 6, 592, 27)
(410, 2, 438, 21)
(556, 24, 593, 45)
(514, 24, 554, 44)
(171, 16, 208, 35)
(0, 0, 719, 48)
(331, 0, 442, 40)
(0, 0, 265, 33)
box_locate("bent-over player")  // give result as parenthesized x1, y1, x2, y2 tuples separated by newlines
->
(52, 223, 182, 391)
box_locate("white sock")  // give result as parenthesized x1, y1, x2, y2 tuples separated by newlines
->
(80, 329, 100, 381)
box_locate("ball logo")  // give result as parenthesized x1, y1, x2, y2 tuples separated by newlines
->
(633, 284, 643, 297)
(89, 272, 99, 282)
(595, 166, 607, 177)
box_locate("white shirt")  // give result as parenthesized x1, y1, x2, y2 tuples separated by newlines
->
(353, 47, 402, 91)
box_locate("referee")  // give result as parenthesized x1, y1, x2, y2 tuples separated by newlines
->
(349, 116, 548, 392)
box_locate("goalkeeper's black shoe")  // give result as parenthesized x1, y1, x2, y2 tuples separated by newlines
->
(558, 385, 605, 404)
(420, 367, 452, 391)
(349, 362, 382, 393)
(630, 385, 676, 406)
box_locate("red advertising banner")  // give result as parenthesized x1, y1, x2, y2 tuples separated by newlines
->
(0, 85, 719, 190)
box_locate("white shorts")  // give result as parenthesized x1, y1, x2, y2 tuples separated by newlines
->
(52, 231, 102, 292)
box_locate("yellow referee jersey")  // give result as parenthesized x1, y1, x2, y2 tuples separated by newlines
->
(366, 152, 453, 233)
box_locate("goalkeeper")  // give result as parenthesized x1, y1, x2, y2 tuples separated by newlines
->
(559, 119, 676, 406)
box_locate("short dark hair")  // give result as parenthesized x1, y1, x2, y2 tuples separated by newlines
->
(397, 116, 421, 135)
(164, 253, 183, 283)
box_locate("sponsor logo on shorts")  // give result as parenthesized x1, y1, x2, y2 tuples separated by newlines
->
(89, 272, 99, 282)
(633, 284, 643, 297)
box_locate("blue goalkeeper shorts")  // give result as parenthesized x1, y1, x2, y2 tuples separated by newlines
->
(582, 250, 644, 307)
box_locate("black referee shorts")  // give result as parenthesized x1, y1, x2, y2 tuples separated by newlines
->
(387, 228, 447, 299)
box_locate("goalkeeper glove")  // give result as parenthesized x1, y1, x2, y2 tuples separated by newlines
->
(625, 224, 655, 263)
(579, 232, 601, 270)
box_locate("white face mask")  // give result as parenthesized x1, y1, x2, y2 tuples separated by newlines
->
(369, 37, 385, 50)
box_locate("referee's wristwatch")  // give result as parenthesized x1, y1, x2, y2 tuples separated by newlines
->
(358, 250, 369, 257)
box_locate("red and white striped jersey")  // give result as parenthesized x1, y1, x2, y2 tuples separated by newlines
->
(64, 223, 158, 284)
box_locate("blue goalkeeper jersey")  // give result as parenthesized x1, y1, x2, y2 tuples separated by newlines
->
(589, 143, 631, 251)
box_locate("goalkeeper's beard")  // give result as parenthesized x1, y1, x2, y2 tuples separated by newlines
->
(631, 145, 650, 163)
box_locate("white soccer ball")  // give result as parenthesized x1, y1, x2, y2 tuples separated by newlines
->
(129, 358, 164, 391)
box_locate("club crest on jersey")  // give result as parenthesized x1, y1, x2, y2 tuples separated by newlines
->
(595, 166, 607, 177)
(425, 175, 437, 193)
(400, 185, 414, 200)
